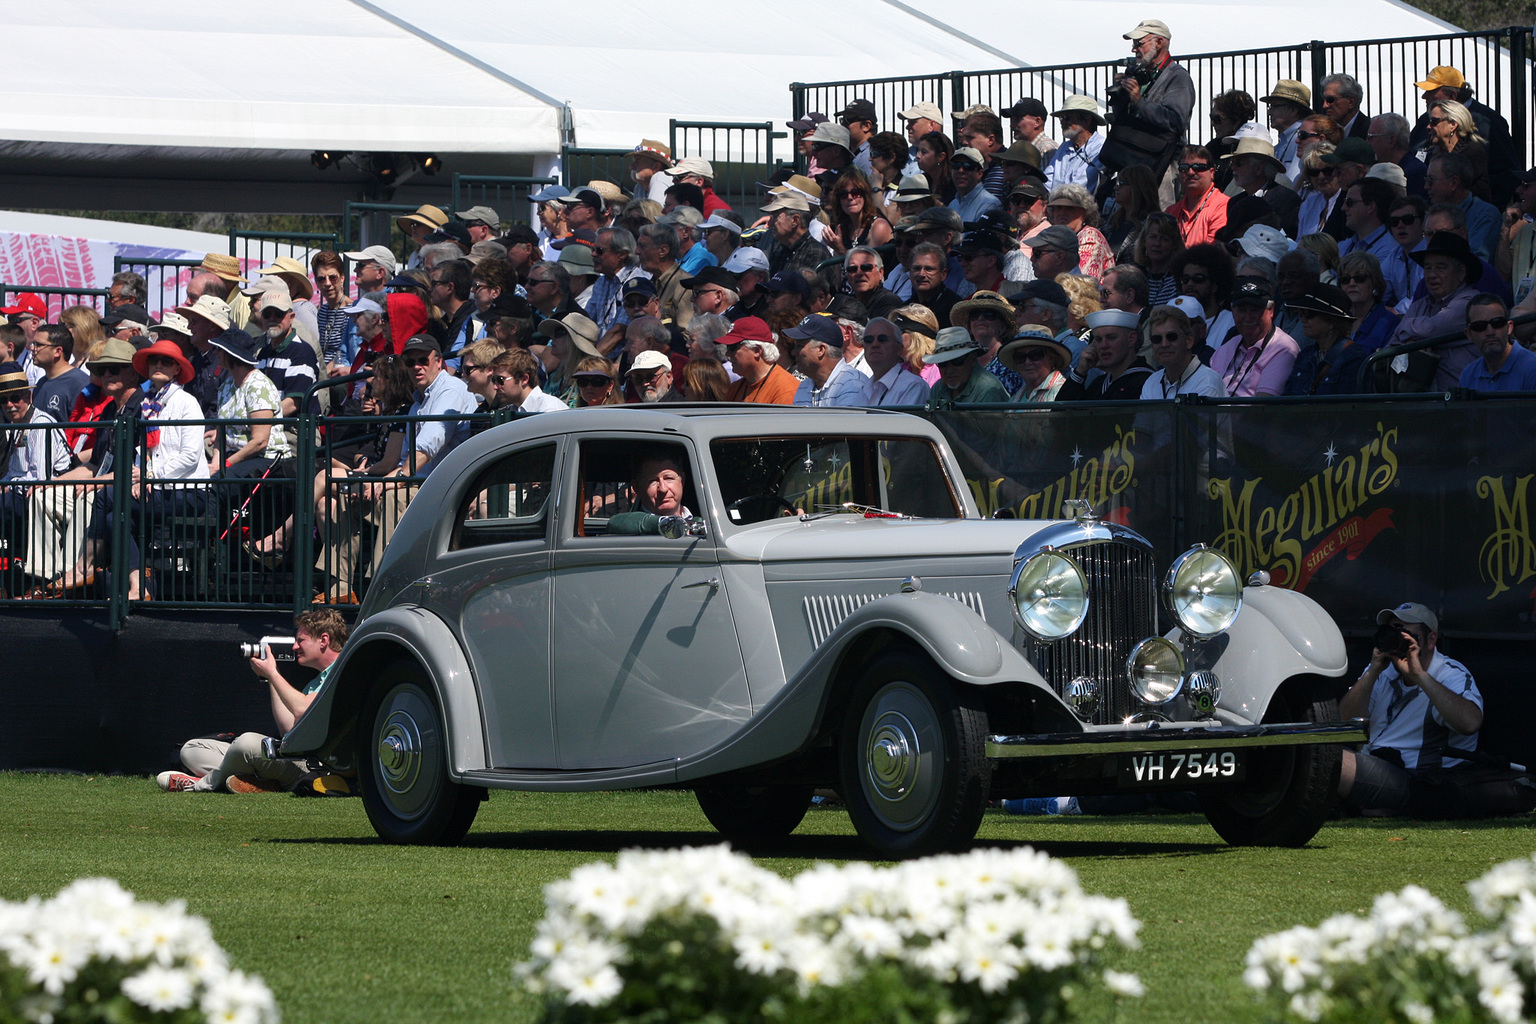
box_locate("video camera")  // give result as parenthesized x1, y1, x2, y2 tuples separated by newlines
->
(239, 636, 297, 662)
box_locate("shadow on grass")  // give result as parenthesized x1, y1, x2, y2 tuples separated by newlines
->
(268, 827, 1235, 861)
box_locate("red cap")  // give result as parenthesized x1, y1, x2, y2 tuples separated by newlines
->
(718, 316, 773, 346)
(0, 293, 45, 319)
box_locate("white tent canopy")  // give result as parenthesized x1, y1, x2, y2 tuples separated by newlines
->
(0, 0, 1466, 212)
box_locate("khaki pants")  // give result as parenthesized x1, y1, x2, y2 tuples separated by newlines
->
(181, 732, 309, 793)
(24, 484, 94, 583)
(318, 483, 412, 596)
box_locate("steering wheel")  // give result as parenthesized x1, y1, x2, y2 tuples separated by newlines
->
(727, 493, 799, 518)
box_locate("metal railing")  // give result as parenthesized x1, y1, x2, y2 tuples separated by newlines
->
(560, 146, 635, 195)
(1358, 311, 1536, 391)
(451, 174, 556, 225)
(228, 230, 338, 273)
(0, 286, 110, 319)
(341, 201, 430, 253)
(792, 26, 1532, 172)
(112, 257, 204, 320)
(670, 119, 786, 220)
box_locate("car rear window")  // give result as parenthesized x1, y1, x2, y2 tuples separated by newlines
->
(710, 436, 963, 525)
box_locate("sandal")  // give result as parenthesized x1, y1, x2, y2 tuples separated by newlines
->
(43, 572, 95, 598)
(241, 540, 284, 570)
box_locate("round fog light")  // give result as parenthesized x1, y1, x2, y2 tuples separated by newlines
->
(1065, 676, 1099, 720)
(1127, 637, 1185, 705)
(1185, 670, 1221, 718)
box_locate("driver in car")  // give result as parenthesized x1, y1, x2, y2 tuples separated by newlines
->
(608, 453, 692, 535)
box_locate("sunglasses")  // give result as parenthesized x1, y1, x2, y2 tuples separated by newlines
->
(1468, 316, 1510, 331)
(952, 161, 983, 172)
(1178, 162, 1214, 174)
(403, 355, 432, 367)
(1321, 95, 1344, 104)
(623, 296, 652, 307)
(865, 332, 898, 344)
(1387, 214, 1420, 227)
(837, 189, 864, 199)
(0, 394, 28, 404)
(97, 365, 136, 376)
(971, 310, 1003, 321)
(461, 363, 484, 373)
(575, 376, 614, 386)
(1149, 331, 1183, 344)
(1179, 273, 1208, 284)
(1338, 273, 1373, 285)
(846, 263, 878, 273)
(1426, 116, 1449, 127)
(1296, 130, 1326, 141)
(1307, 166, 1337, 178)
(144, 354, 179, 366)
(489, 374, 510, 385)
(1016, 348, 1050, 361)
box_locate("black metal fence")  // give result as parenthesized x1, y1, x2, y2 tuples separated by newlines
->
(0, 286, 110, 320)
(5, 394, 1536, 645)
(451, 174, 556, 225)
(112, 257, 203, 320)
(670, 119, 786, 220)
(793, 27, 1532, 171)
(227, 230, 338, 274)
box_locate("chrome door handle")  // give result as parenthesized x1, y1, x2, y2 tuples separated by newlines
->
(682, 578, 720, 591)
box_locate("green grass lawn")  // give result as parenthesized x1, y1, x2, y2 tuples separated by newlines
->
(1, 772, 1532, 1023)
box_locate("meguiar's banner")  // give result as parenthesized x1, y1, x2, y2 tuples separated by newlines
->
(928, 397, 1536, 639)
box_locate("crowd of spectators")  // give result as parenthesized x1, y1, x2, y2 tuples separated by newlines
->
(4, 17, 1536, 600)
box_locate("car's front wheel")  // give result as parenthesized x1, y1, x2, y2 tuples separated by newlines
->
(1199, 682, 1341, 847)
(695, 784, 814, 844)
(358, 663, 481, 845)
(838, 649, 990, 858)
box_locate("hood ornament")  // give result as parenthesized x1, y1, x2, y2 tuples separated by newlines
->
(1062, 498, 1099, 523)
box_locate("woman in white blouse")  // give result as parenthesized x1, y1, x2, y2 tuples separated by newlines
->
(62, 340, 209, 600)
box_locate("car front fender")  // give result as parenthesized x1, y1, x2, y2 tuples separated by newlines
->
(678, 590, 1067, 781)
(1182, 585, 1349, 722)
(281, 605, 487, 775)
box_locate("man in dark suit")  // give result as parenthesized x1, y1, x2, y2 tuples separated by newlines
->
(1320, 73, 1369, 140)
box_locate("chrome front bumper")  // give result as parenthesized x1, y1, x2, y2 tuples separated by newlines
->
(985, 720, 1367, 758)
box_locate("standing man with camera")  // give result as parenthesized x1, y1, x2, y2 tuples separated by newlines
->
(157, 610, 348, 793)
(1337, 602, 1483, 815)
(1106, 18, 1194, 207)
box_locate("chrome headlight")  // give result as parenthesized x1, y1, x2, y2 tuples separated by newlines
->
(1009, 549, 1088, 641)
(1127, 637, 1184, 704)
(1163, 544, 1242, 638)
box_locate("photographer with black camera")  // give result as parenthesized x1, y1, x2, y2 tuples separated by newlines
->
(1337, 602, 1484, 815)
(1103, 18, 1195, 206)
(157, 609, 349, 793)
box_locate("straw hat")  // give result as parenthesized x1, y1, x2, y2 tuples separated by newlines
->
(1220, 137, 1286, 176)
(251, 256, 315, 301)
(999, 325, 1072, 374)
(1051, 95, 1106, 127)
(199, 253, 245, 284)
(396, 204, 449, 235)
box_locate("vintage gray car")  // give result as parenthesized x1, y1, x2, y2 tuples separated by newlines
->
(284, 406, 1364, 857)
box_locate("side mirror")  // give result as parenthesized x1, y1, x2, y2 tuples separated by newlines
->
(658, 514, 706, 540)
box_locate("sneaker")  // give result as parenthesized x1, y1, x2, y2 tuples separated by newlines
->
(156, 771, 200, 792)
(226, 774, 283, 794)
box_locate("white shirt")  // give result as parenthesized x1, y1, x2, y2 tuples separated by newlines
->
(140, 384, 210, 481)
(866, 363, 931, 406)
(1365, 649, 1481, 770)
(518, 385, 569, 413)
(793, 357, 868, 407)
(3, 408, 69, 481)
(1140, 360, 1228, 399)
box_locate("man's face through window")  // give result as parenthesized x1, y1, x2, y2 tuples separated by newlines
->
(633, 459, 685, 516)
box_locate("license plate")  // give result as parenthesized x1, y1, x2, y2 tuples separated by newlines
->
(1120, 750, 1245, 784)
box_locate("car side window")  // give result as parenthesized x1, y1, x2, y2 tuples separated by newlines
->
(449, 443, 558, 550)
(575, 439, 697, 538)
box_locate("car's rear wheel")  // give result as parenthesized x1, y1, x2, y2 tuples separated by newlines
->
(838, 649, 990, 858)
(358, 662, 481, 845)
(695, 784, 814, 843)
(1199, 683, 1341, 847)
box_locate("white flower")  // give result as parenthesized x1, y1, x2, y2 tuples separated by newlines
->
(957, 946, 1017, 993)
(1102, 969, 1144, 997)
(1478, 961, 1525, 1023)
(1403, 1002, 1435, 1024)
(837, 914, 902, 960)
(122, 965, 196, 1012)
(199, 968, 279, 1024)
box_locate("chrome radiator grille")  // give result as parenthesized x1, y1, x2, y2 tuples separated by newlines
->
(1022, 541, 1158, 725)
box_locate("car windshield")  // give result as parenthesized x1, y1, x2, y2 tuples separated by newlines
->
(710, 436, 964, 526)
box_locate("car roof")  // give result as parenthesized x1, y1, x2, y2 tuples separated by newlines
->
(450, 404, 944, 465)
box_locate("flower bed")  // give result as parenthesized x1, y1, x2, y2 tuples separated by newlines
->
(1245, 853, 1536, 1023)
(0, 878, 279, 1024)
(518, 844, 1142, 1024)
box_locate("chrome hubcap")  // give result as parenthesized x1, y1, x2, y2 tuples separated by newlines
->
(858, 681, 943, 832)
(372, 683, 440, 820)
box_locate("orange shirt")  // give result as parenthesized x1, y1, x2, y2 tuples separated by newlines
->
(1166, 186, 1230, 247)
(729, 363, 798, 404)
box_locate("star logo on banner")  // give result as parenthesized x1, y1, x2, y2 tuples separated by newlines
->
(1070, 447, 1083, 468)
(1323, 442, 1338, 466)
(826, 452, 842, 472)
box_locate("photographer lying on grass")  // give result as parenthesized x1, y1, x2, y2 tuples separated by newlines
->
(157, 609, 347, 794)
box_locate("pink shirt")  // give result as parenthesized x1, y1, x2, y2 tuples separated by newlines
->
(1166, 187, 1230, 247)
(1209, 326, 1301, 397)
